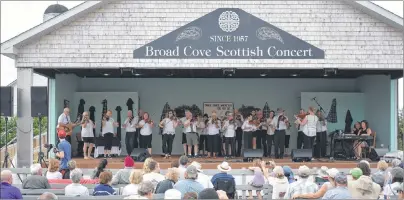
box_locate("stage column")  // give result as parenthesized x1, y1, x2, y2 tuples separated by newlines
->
(16, 68, 33, 168)
(390, 80, 398, 151)
(48, 78, 56, 158)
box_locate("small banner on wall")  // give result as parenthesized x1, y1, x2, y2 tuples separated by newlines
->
(203, 102, 234, 119)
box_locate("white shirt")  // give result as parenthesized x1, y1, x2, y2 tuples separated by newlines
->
(65, 183, 90, 197)
(81, 120, 94, 138)
(316, 119, 328, 132)
(178, 165, 187, 180)
(183, 118, 197, 133)
(139, 120, 152, 136)
(271, 115, 289, 130)
(102, 118, 115, 135)
(196, 121, 206, 135)
(124, 117, 137, 132)
(285, 178, 319, 199)
(162, 118, 176, 135)
(258, 118, 268, 130)
(196, 172, 213, 189)
(268, 176, 289, 199)
(222, 120, 237, 137)
(266, 118, 275, 135)
(46, 171, 62, 179)
(242, 120, 256, 132)
(57, 113, 70, 128)
(304, 115, 318, 137)
(142, 172, 165, 188)
(122, 184, 140, 196)
(207, 119, 221, 135)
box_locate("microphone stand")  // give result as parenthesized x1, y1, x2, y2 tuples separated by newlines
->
(312, 98, 326, 115)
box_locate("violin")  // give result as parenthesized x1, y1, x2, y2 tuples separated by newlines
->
(296, 112, 309, 120)
(146, 119, 154, 124)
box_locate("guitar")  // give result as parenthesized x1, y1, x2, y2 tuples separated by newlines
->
(56, 116, 81, 136)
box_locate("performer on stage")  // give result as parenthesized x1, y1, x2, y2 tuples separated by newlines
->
(134, 109, 144, 149)
(159, 110, 179, 158)
(295, 109, 306, 149)
(57, 108, 76, 144)
(265, 110, 275, 157)
(182, 110, 199, 157)
(81, 111, 95, 159)
(315, 110, 328, 159)
(197, 114, 208, 156)
(207, 111, 221, 158)
(251, 110, 258, 149)
(180, 111, 188, 155)
(222, 112, 237, 158)
(242, 114, 256, 149)
(234, 110, 244, 157)
(354, 120, 372, 160)
(295, 107, 318, 159)
(256, 111, 268, 155)
(101, 110, 119, 158)
(123, 110, 137, 156)
(137, 112, 154, 155)
(271, 108, 289, 159)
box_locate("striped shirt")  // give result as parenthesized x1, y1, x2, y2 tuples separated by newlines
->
(285, 178, 318, 199)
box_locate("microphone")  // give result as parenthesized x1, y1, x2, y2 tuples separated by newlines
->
(311, 97, 317, 101)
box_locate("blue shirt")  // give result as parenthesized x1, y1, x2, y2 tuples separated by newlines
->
(322, 186, 351, 199)
(58, 139, 71, 170)
(211, 172, 235, 186)
(173, 179, 204, 197)
(93, 184, 116, 196)
(0, 182, 23, 199)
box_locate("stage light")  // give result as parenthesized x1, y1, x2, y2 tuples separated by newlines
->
(260, 73, 267, 77)
(103, 73, 110, 76)
(291, 74, 298, 77)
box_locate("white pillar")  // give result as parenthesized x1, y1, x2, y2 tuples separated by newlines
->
(16, 68, 33, 168)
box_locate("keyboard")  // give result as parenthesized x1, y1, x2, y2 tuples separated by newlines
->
(334, 134, 373, 140)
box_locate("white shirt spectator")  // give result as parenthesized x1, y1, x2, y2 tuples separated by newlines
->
(178, 165, 187, 180)
(271, 115, 289, 130)
(46, 171, 62, 179)
(138, 120, 152, 136)
(162, 118, 176, 135)
(122, 184, 140, 196)
(207, 119, 221, 135)
(196, 172, 213, 189)
(285, 178, 318, 199)
(267, 176, 289, 199)
(65, 183, 90, 197)
(81, 120, 94, 138)
(57, 113, 70, 128)
(242, 120, 256, 132)
(143, 172, 165, 188)
(102, 118, 115, 135)
(222, 120, 237, 137)
(316, 120, 327, 132)
(124, 117, 137, 132)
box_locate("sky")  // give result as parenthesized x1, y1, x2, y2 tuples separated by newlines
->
(1, 1, 403, 109)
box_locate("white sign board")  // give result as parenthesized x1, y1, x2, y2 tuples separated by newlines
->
(203, 102, 234, 119)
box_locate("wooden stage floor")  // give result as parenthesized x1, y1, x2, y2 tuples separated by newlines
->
(74, 155, 377, 169)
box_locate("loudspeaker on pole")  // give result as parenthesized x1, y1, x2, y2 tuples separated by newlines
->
(31, 87, 48, 117)
(1, 87, 13, 117)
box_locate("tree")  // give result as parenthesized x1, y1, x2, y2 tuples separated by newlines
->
(0, 116, 48, 147)
(399, 109, 403, 151)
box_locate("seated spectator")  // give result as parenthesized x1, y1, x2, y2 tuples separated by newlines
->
(142, 157, 154, 173)
(322, 172, 351, 199)
(164, 189, 182, 199)
(93, 171, 116, 196)
(383, 167, 404, 197)
(211, 162, 236, 199)
(316, 166, 329, 181)
(125, 181, 154, 199)
(198, 188, 219, 199)
(248, 159, 265, 200)
(376, 160, 389, 176)
(112, 156, 135, 185)
(285, 165, 318, 199)
(38, 192, 58, 200)
(372, 172, 386, 199)
(142, 160, 165, 188)
(171, 160, 179, 168)
(174, 165, 204, 197)
(0, 170, 22, 199)
(190, 161, 213, 189)
(64, 168, 89, 197)
(178, 155, 189, 180)
(46, 159, 62, 179)
(399, 183, 404, 200)
(283, 166, 295, 183)
(122, 170, 143, 196)
(293, 168, 339, 199)
(184, 192, 198, 199)
(349, 162, 381, 199)
(392, 159, 402, 168)
(91, 158, 108, 179)
(262, 163, 289, 199)
(62, 160, 76, 179)
(22, 163, 50, 189)
(350, 168, 363, 180)
(155, 168, 179, 194)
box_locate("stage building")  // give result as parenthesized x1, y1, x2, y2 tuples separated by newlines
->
(1, 1, 403, 167)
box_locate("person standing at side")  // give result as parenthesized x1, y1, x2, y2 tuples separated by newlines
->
(56, 130, 72, 178)
(159, 110, 179, 158)
(81, 111, 95, 159)
(271, 108, 289, 159)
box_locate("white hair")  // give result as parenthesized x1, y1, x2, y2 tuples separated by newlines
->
(392, 159, 401, 167)
(39, 192, 58, 200)
(138, 181, 154, 196)
(0, 170, 12, 182)
(164, 189, 182, 199)
(30, 163, 42, 175)
(70, 168, 83, 183)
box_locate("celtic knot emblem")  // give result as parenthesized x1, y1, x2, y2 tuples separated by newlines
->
(218, 11, 240, 33)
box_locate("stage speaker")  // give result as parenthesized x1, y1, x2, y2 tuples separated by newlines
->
(291, 149, 312, 162)
(0, 87, 13, 117)
(31, 87, 48, 117)
(369, 148, 389, 161)
(131, 148, 151, 162)
(243, 149, 263, 158)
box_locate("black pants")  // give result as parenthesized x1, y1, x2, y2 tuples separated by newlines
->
(162, 134, 175, 155)
(207, 134, 220, 153)
(256, 130, 263, 149)
(66, 135, 71, 144)
(303, 134, 315, 153)
(125, 131, 136, 155)
(235, 128, 243, 156)
(258, 130, 268, 156)
(315, 131, 327, 158)
(297, 131, 304, 149)
(274, 130, 285, 158)
(266, 134, 274, 157)
(224, 137, 235, 157)
(103, 133, 114, 150)
(199, 135, 208, 153)
(244, 131, 253, 149)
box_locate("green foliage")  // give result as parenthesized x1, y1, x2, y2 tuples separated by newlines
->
(399, 110, 403, 151)
(0, 116, 48, 147)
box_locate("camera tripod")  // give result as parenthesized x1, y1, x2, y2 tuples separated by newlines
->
(1, 116, 23, 182)
(37, 114, 48, 168)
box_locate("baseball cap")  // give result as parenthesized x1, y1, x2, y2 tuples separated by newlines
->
(334, 172, 348, 184)
(350, 168, 363, 179)
(186, 165, 198, 179)
(58, 129, 66, 138)
(326, 168, 339, 179)
(298, 165, 311, 177)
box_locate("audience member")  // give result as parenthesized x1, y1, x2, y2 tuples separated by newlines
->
(142, 160, 165, 188)
(285, 165, 318, 199)
(22, 163, 51, 189)
(211, 162, 236, 199)
(283, 166, 295, 183)
(350, 168, 363, 180)
(56, 130, 71, 177)
(178, 155, 189, 179)
(383, 167, 404, 197)
(399, 183, 404, 200)
(93, 171, 116, 196)
(183, 192, 198, 199)
(349, 162, 381, 199)
(190, 161, 213, 189)
(217, 190, 229, 200)
(91, 159, 108, 179)
(125, 181, 154, 199)
(122, 170, 143, 196)
(262, 164, 289, 199)
(171, 160, 179, 168)
(46, 159, 63, 179)
(62, 160, 76, 179)
(38, 192, 58, 200)
(293, 168, 339, 199)
(372, 172, 386, 199)
(164, 189, 182, 199)
(322, 172, 351, 199)
(174, 165, 204, 197)
(0, 170, 22, 199)
(248, 159, 265, 200)
(198, 188, 219, 199)
(155, 168, 179, 193)
(64, 168, 89, 197)
(142, 158, 154, 173)
(392, 159, 402, 168)
(376, 160, 389, 176)
(112, 156, 135, 185)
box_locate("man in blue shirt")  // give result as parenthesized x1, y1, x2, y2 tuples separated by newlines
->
(1, 170, 22, 199)
(56, 130, 71, 177)
(322, 172, 351, 199)
(174, 165, 204, 197)
(211, 162, 236, 198)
